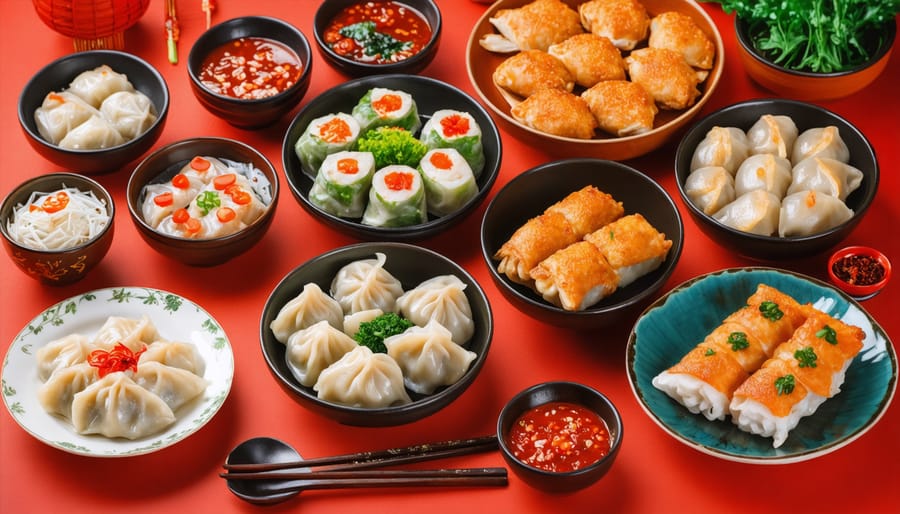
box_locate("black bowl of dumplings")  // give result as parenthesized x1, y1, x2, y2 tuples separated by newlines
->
(18, 50, 169, 175)
(259, 242, 493, 426)
(675, 99, 878, 262)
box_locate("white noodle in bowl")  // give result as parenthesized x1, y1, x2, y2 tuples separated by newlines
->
(6, 185, 110, 251)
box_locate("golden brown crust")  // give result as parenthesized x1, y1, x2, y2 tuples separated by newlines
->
(547, 33, 626, 88)
(581, 80, 658, 136)
(530, 241, 619, 311)
(668, 345, 750, 397)
(648, 11, 716, 69)
(545, 185, 624, 236)
(493, 50, 575, 98)
(495, 210, 580, 284)
(625, 47, 702, 110)
(732, 358, 808, 417)
(483, 0, 585, 52)
(584, 213, 671, 269)
(578, 0, 650, 51)
(510, 88, 598, 139)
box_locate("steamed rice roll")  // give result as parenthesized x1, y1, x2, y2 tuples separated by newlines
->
(295, 113, 361, 175)
(309, 151, 376, 218)
(351, 88, 421, 134)
(362, 165, 427, 227)
(418, 148, 478, 217)
(419, 109, 486, 177)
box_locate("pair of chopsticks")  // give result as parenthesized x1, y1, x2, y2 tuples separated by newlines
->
(220, 435, 504, 485)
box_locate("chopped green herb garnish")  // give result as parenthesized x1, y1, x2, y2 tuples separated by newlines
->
(759, 301, 784, 321)
(704, 348, 716, 356)
(727, 331, 749, 351)
(775, 374, 795, 395)
(339, 21, 413, 59)
(794, 347, 818, 368)
(816, 325, 838, 345)
(195, 191, 221, 216)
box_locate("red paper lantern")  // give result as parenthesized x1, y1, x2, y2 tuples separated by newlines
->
(33, 0, 151, 51)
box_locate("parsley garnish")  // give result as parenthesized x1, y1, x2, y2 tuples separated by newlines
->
(794, 347, 817, 368)
(339, 21, 412, 59)
(816, 325, 838, 345)
(727, 331, 749, 351)
(196, 191, 221, 216)
(759, 301, 784, 321)
(704, 348, 716, 356)
(775, 374, 795, 395)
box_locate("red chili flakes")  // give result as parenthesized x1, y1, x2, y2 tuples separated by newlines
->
(87, 342, 146, 378)
(832, 254, 885, 286)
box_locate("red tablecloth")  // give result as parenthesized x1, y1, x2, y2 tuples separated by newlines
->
(1, 1, 897, 513)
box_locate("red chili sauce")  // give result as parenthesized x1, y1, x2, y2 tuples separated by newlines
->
(198, 37, 303, 100)
(832, 254, 885, 286)
(323, 1, 432, 64)
(506, 402, 611, 473)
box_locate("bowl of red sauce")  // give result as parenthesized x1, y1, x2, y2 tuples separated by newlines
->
(187, 16, 312, 129)
(497, 381, 623, 493)
(314, 0, 442, 77)
(827, 246, 892, 300)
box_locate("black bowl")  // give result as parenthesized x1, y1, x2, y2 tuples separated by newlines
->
(187, 16, 312, 129)
(282, 74, 501, 241)
(313, 0, 442, 77)
(18, 50, 169, 174)
(126, 137, 279, 266)
(1, 172, 115, 285)
(497, 381, 623, 493)
(259, 242, 493, 427)
(481, 158, 683, 330)
(674, 99, 878, 261)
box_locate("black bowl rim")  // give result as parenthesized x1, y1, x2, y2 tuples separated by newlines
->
(258, 241, 494, 422)
(17, 50, 170, 156)
(186, 15, 313, 106)
(312, 0, 443, 74)
(674, 98, 880, 246)
(480, 158, 684, 320)
(0, 172, 116, 254)
(496, 381, 624, 478)
(126, 136, 280, 246)
(281, 73, 502, 241)
(735, 16, 897, 78)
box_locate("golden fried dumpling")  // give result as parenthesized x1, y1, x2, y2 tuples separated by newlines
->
(511, 89, 598, 139)
(625, 47, 703, 110)
(581, 80, 658, 136)
(480, 0, 584, 53)
(648, 11, 716, 69)
(547, 33, 626, 88)
(493, 50, 575, 98)
(530, 241, 619, 311)
(579, 0, 651, 51)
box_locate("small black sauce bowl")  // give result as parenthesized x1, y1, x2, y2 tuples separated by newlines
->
(187, 16, 312, 129)
(313, 0, 442, 77)
(497, 381, 623, 493)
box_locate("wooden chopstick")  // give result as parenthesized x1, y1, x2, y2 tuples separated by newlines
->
(223, 435, 497, 473)
(220, 467, 508, 481)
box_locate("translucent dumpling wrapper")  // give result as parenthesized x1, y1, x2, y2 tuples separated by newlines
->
(385, 320, 477, 395)
(791, 126, 850, 164)
(37, 362, 99, 420)
(313, 345, 412, 408)
(66, 64, 135, 108)
(361, 165, 427, 227)
(58, 115, 125, 150)
(139, 340, 206, 377)
(747, 114, 798, 159)
(309, 151, 376, 218)
(418, 148, 478, 217)
(285, 320, 358, 387)
(330, 252, 404, 315)
(712, 189, 781, 236)
(99, 90, 157, 140)
(92, 315, 160, 352)
(733, 153, 793, 198)
(34, 91, 98, 145)
(270, 283, 344, 344)
(419, 109, 486, 177)
(141, 174, 206, 229)
(351, 88, 420, 134)
(778, 190, 854, 237)
(343, 309, 384, 339)
(787, 156, 864, 201)
(690, 126, 751, 174)
(684, 165, 735, 215)
(35, 334, 93, 383)
(294, 113, 362, 176)
(70, 373, 176, 440)
(396, 275, 474, 345)
(132, 361, 208, 412)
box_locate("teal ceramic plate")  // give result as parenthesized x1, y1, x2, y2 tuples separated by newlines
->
(626, 267, 897, 464)
(2, 287, 234, 457)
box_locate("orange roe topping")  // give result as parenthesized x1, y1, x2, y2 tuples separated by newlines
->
(428, 151, 453, 170)
(337, 158, 360, 175)
(384, 171, 414, 191)
(372, 93, 402, 117)
(319, 118, 353, 143)
(440, 114, 470, 137)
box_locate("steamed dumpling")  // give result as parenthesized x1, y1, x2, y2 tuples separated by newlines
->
(713, 190, 781, 236)
(690, 126, 751, 174)
(139, 340, 206, 377)
(99, 90, 157, 140)
(787, 157, 864, 201)
(313, 345, 411, 408)
(71, 373, 176, 440)
(35, 334, 94, 382)
(57, 115, 125, 150)
(92, 314, 160, 352)
(285, 320, 358, 387)
(791, 126, 850, 164)
(396, 275, 475, 345)
(269, 283, 344, 344)
(747, 114, 798, 159)
(132, 361, 208, 412)
(778, 190, 854, 237)
(343, 309, 384, 339)
(67, 64, 135, 108)
(33, 91, 98, 145)
(684, 166, 735, 215)
(37, 362, 99, 419)
(733, 153, 793, 198)
(330, 253, 405, 314)
(385, 320, 477, 395)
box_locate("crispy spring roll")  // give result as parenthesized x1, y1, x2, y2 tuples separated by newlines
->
(583, 213, 671, 287)
(529, 241, 619, 311)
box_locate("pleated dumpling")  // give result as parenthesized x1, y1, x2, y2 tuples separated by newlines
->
(396, 275, 475, 345)
(67, 64, 135, 108)
(37, 362, 99, 419)
(733, 153, 793, 198)
(285, 320, 358, 387)
(71, 373, 176, 440)
(99, 90, 157, 140)
(269, 283, 344, 344)
(34, 91, 98, 145)
(778, 190, 854, 237)
(92, 314, 160, 352)
(313, 346, 411, 408)
(690, 126, 751, 174)
(747, 114, 798, 159)
(139, 340, 206, 377)
(35, 334, 94, 382)
(132, 361, 208, 412)
(713, 190, 781, 236)
(385, 320, 477, 395)
(683, 166, 735, 215)
(791, 126, 850, 164)
(330, 253, 405, 314)
(787, 157, 864, 201)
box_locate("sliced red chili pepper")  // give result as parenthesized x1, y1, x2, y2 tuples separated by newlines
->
(87, 342, 147, 378)
(213, 173, 237, 190)
(191, 156, 211, 171)
(230, 190, 252, 205)
(41, 191, 70, 213)
(172, 208, 190, 224)
(184, 218, 202, 234)
(154, 192, 174, 207)
(216, 207, 236, 222)
(172, 173, 191, 189)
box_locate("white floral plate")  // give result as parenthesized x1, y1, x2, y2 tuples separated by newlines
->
(2, 287, 234, 457)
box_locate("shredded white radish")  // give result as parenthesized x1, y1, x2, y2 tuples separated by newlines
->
(6, 185, 109, 251)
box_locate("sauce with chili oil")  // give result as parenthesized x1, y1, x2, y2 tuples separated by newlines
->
(832, 254, 886, 286)
(506, 402, 611, 473)
(198, 37, 303, 100)
(323, 1, 432, 64)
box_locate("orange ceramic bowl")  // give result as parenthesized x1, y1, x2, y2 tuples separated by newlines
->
(466, 0, 724, 161)
(735, 17, 896, 102)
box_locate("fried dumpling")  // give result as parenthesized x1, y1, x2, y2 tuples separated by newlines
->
(648, 11, 715, 69)
(493, 50, 575, 98)
(584, 213, 673, 288)
(530, 241, 619, 311)
(579, 0, 650, 51)
(625, 47, 703, 110)
(581, 79, 657, 136)
(547, 33, 626, 88)
(510, 89, 598, 139)
(480, 0, 584, 53)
